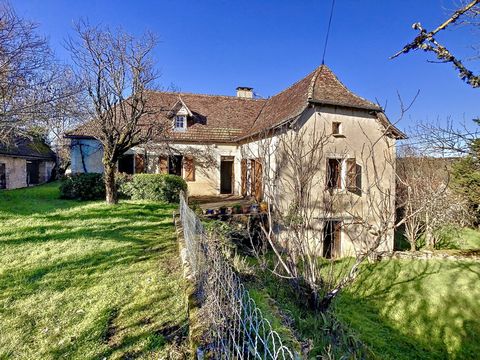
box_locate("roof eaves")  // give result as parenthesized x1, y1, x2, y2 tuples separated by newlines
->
(376, 111, 407, 140)
(308, 98, 382, 112)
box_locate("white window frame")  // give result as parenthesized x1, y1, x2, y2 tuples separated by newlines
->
(174, 115, 187, 131)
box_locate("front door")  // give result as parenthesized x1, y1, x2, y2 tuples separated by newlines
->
(323, 221, 341, 259)
(220, 159, 234, 194)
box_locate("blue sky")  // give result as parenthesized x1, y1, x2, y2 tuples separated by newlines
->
(13, 0, 479, 133)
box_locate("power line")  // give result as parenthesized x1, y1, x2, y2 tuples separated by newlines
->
(322, 0, 337, 65)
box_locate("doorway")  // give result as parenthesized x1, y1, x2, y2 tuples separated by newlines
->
(220, 157, 234, 194)
(26, 160, 40, 185)
(323, 221, 341, 259)
(0, 163, 5, 189)
(118, 154, 134, 174)
(169, 155, 183, 176)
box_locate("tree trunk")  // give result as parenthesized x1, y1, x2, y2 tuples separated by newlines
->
(410, 240, 416, 252)
(424, 213, 434, 249)
(104, 161, 118, 205)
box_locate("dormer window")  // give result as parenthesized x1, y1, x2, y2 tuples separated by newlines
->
(174, 115, 187, 131)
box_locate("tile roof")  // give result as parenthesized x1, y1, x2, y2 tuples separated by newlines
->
(66, 64, 404, 143)
(0, 136, 56, 160)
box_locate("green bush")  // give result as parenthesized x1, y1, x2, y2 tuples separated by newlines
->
(120, 173, 187, 203)
(116, 172, 133, 199)
(60, 173, 105, 200)
(162, 174, 188, 203)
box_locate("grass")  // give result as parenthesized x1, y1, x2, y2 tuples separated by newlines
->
(0, 183, 187, 359)
(395, 226, 480, 252)
(250, 257, 480, 359)
(336, 259, 480, 359)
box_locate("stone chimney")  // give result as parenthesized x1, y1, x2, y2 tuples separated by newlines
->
(236, 86, 253, 98)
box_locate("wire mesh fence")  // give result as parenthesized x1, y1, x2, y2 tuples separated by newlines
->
(179, 193, 296, 359)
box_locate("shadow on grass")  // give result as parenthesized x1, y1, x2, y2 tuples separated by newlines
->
(0, 184, 187, 359)
(336, 258, 480, 360)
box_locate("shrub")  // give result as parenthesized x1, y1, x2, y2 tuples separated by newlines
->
(120, 173, 187, 203)
(162, 174, 188, 203)
(116, 172, 133, 199)
(60, 173, 105, 200)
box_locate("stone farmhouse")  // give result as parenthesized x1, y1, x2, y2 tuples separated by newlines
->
(67, 65, 405, 257)
(0, 136, 55, 190)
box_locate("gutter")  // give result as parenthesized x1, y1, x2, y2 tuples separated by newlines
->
(0, 152, 55, 161)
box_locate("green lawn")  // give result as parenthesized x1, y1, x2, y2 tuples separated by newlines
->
(336, 259, 480, 359)
(0, 183, 187, 359)
(248, 257, 480, 359)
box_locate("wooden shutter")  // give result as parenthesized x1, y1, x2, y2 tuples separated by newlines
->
(241, 159, 247, 196)
(184, 156, 195, 181)
(346, 158, 357, 192)
(355, 164, 362, 194)
(253, 160, 263, 202)
(135, 154, 145, 173)
(159, 156, 168, 174)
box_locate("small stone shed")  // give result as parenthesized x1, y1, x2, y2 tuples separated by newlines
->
(0, 136, 56, 190)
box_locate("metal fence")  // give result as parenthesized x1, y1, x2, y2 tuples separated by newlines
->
(179, 193, 296, 359)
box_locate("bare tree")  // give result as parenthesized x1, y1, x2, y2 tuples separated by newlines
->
(0, 2, 80, 142)
(66, 21, 160, 204)
(391, 0, 480, 87)
(396, 145, 473, 250)
(240, 110, 406, 311)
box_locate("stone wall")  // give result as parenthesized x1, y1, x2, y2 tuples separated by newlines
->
(38, 161, 55, 183)
(0, 156, 55, 190)
(0, 156, 27, 189)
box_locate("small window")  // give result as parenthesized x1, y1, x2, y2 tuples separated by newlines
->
(174, 115, 187, 131)
(332, 122, 342, 136)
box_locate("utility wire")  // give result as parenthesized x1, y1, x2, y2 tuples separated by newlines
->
(322, 0, 337, 65)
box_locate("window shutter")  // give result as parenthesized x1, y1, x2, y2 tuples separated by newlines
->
(159, 156, 168, 174)
(135, 154, 145, 174)
(184, 156, 195, 181)
(326, 159, 331, 188)
(356, 164, 362, 194)
(241, 159, 247, 196)
(253, 160, 263, 202)
(346, 158, 357, 192)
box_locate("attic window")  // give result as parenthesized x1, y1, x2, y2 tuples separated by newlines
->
(174, 115, 187, 131)
(332, 122, 342, 136)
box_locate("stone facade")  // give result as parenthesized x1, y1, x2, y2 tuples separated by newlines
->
(0, 156, 27, 189)
(0, 156, 55, 190)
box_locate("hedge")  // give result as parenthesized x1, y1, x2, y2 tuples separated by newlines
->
(120, 173, 187, 203)
(60, 173, 105, 200)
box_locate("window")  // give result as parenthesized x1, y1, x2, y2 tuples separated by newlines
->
(168, 155, 183, 176)
(0, 163, 6, 189)
(326, 157, 362, 194)
(326, 158, 342, 189)
(332, 122, 342, 136)
(174, 115, 187, 131)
